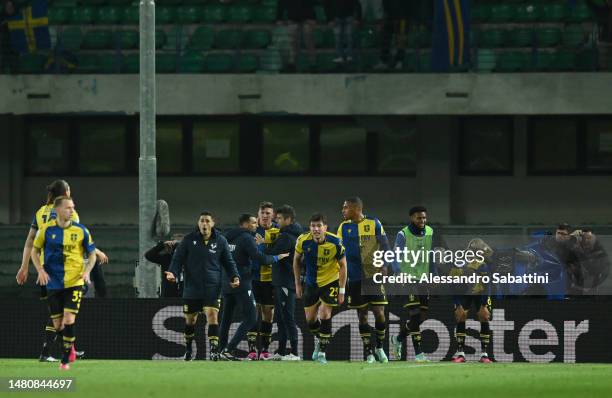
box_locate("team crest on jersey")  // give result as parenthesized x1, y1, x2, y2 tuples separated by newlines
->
(323, 249, 330, 256)
(364, 225, 371, 232)
(70, 233, 78, 242)
(270, 233, 278, 241)
(211, 243, 217, 249)
(347, 229, 352, 234)
(51, 234, 56, 240)
(193, 241, 197, 245)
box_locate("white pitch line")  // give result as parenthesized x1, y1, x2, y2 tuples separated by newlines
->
(362, 362, 458, 371)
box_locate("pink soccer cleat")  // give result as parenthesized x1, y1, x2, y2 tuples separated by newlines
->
(247, 351, 258, 361)
(452, 356, 466, 363)
(259, 351, 272, 360)
(68, 345, 77, 363)
(59, 363, 70, 371)
(479, 356, 493, 363)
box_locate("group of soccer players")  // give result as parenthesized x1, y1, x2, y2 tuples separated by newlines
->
(18, 180, 495, 366)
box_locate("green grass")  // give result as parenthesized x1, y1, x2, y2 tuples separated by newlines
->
(1, 360, 611, 398)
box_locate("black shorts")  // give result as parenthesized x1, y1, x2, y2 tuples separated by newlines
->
(454, 295, 492, 313)
(252, 280, 274, 306)
(304, 280, 340, 308)
(347, 280, 388, 309)
(40, 285, 48, 300)
(47, 286, 84, 319)
(403, 284, 429, 310)
(183, 294, 222, 314)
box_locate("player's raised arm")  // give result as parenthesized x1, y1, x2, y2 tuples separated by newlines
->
(293, 251, 303, 298)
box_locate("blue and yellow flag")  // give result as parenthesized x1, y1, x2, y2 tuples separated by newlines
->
(8, 0, 51, 53)
(432, 0, 471, 72)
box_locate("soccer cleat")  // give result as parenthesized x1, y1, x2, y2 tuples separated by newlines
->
(390, 335, 402, 360)
(282, 353, 301, 361)
(220, 349, 240, 361)
(59, 363, 70, 371)
(479, 355, 493, 363)
(415, 353, 430, 363)
(75, 350, 85, 360)
(311, 338, 320, 361)
(366, 354, 376, 364)
(375, 348, 389, 363)
(39, 355, 59, 362)
(68, 345, 77, 363)
(316, 352, 327, 364)
(271, 352, 284, 361)
(210, 352, 220, 361)
(259, 351, 272, 361)
(246, 351, 258, 361)
(183, 350, 194, 361)
(452, 355, 466, 363)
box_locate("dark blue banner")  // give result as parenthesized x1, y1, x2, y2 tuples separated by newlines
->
(432, 0, 471, 72)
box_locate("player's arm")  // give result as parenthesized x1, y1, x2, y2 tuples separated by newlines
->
(16, 227, 37, 285)
(31, 229, 50, 286)
(338, 256, 347, 305)
(245, 235, 288, 264)
(220, 239, 240, 288)
(166, 238, 187, 283)
(95, 248, 109, 264)
(375, 220, 391, 275)
(293, 251, 304, 298)
(81, 228, 97, 284)
(391, 231, 406, 275)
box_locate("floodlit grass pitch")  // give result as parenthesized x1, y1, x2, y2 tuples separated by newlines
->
(1, 360, 611, 398)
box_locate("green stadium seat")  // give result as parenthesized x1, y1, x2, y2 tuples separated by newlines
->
(508, 28, 534, 48)
(514, 4, 541, 23)
(253, 6, 276, 23)
(567, 2, 593, 22)
(214, 29, 243, 49)
(187, 26, 214, 50)
(262, 0, 278, 6)
(562, 25, 586, 48)
(122, 6, 139, 25)
(227, 5, 252, 23)
(99, 53, 123, 73)
(236, 54, 258, 72)
(243, 29, 271, 49)
(98, 6, 122, 24)
(534, 51, 556, 71)
(48, 7, 70, 24)
(478, 29, 507, 48)
(71, 7, 97, 25)
(115, 30, 138, 49)
(156, 29, 168, 49)
(156, 53, 177, 73)
(156, 7, 177, 24)
(359, 27, 379, 49)
(489, 4, 515, 22)
(59, 27, 82, 51)
(471, 5, 490, 23)
(204, 53, 233, 73)
(81, 0, 106, 5)
(314, 53, 337, 73)
(157, 0, 183, 5)
(402, 52, 419, 72)
(497, 51, 530, 72)
(418, 51, 432, 72)
(259, 49, 283, 72)
(556, 50, 577, 71)
(314, 6, 327, 24)
(475, 49, 496, 72)
(76, 53, 100, 73)
(179, 52, 205, 73)
(407, 28, 431, 49)
(536, 28, 561, 47)
(540, 3, 567, 22)
(124, 54, 139, 73)
(82, 29, 113, 49)
(576, 48, 597, 71)
(359, 53, 379, 72)
(19, 53, 47, 74)
(313, 28, 334, 49)
(176, 6, 204, 23)
(204, 4, 227, 23)
(106, 0, 132, 4)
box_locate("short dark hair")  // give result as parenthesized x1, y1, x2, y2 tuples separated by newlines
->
(557, 223, 571, 232)
(53, 196, 73, 208)
(259, 201, 274, 210)
(310, 213, 327, 225)
(200, 211, 215, 221)
(276, 205, 296, 222)
(239, 213, 255, 225)
(345, 196, 363, 208)
(46, 180, 70, 205)
(409, 206, 427, 216)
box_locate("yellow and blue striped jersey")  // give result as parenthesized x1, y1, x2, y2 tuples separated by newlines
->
(32, 204, 80, 230)
(33, 220, 95, 290)
(337, 216, 389, 281)
(254, 225, 280, 282)
(295, 232, 345, 287)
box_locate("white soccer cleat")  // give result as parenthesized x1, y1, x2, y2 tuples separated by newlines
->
(390, 335, 402, 360)
(375, 348, 389, 363)
(366, 354, 376, 364)
(316, 352, 327, 364)
(312, 338, 320, 361)
(282, 353, 302, 361)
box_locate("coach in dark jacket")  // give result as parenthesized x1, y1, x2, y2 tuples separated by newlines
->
(145, 234, 184, 297)
(166, 211, 239, 361)
(218, 214, 289, 360)
(261, 205, 302, 358)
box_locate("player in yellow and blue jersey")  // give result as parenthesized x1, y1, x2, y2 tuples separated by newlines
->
(32, 196, 97, 370)
(294, 213, 347, 364)
(337, 197, 391, 363)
